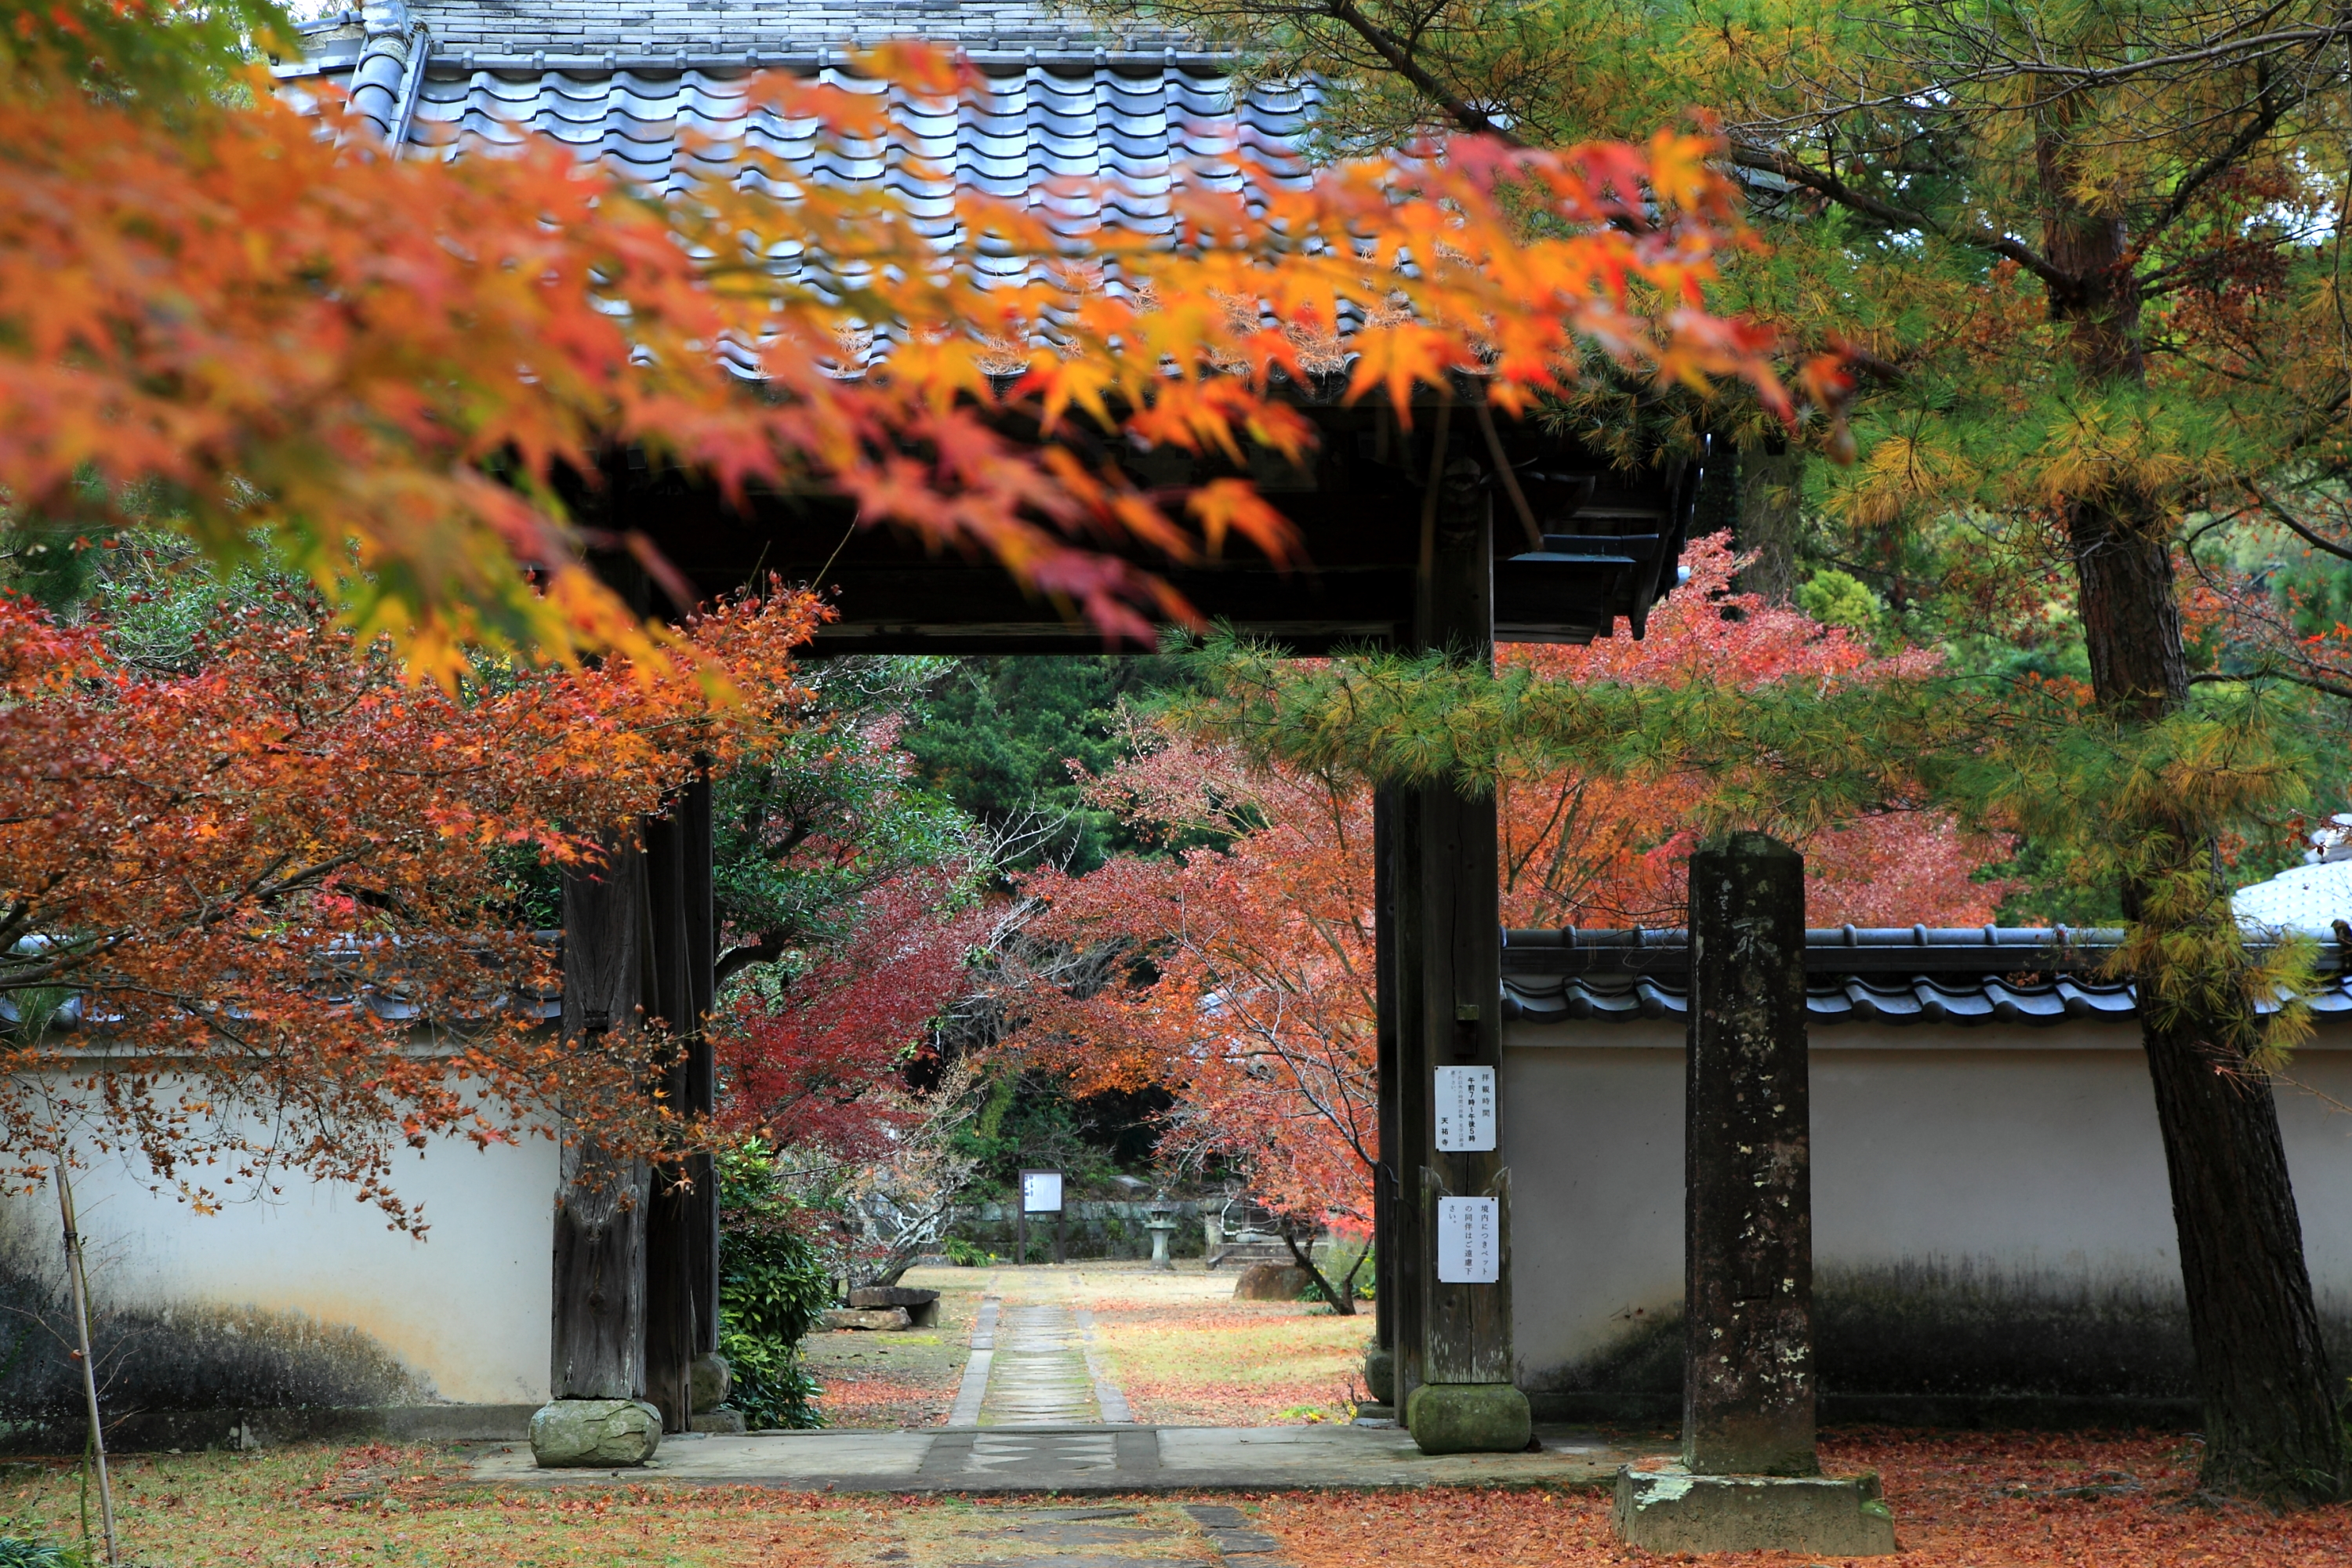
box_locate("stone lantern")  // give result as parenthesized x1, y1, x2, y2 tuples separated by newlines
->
(1142, 1196, 1179, 1271)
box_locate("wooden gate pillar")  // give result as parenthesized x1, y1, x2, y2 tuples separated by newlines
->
(1368, 785, 1403, 1413)
(644, 778, 720, 1433)
(1396, 445, 1530, 1454)
(550, 834, 652, 1406)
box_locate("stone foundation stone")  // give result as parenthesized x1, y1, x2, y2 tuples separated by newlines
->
(689, 1408, 748, 1434)
(688, 1353, 732, 1414)
(1613, 1464, 1897, 1555)
(528, 1399, 662, 1468)
(1363, 1345, 1395, 1404)
(1403, 1382, 1531, 1454)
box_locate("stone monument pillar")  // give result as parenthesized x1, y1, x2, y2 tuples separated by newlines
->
(1612, 833, 1895, 1554)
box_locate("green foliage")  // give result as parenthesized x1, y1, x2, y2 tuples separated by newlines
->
(717, 1143, 834, 1430)
(953, 1069, 1150, 1198)
(939, 1236, 996, 1266)
(1796, 570, 1884, 637)
(0, 1534, 78, 1568)
(1173, 633, 2328, 1057)
(902, 655, 1192, 873)
(712, 655, 989, 987)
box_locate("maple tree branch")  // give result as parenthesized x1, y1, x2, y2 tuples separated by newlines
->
(1280, 1222, 1358, 1315)
(1727, 143, 2069, 289)
(716, 935, 791, 989)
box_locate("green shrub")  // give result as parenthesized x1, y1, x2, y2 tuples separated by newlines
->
(718, 1143, 835, 1430)
(1796, 569, 1885, 636)
(941, 1236, 995, 1267)
(0, 1534, 81, 1568)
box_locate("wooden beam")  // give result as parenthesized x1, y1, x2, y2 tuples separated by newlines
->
(552, 833, 650, 1403)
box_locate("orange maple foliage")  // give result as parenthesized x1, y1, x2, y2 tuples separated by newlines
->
(0, 6, 1815, 678)
(1012, 539, 2009, 1229)
(0, 583, 822, 1227)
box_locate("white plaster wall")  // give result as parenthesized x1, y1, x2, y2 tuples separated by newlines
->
(1499, 1018, 2352, 1381)
(0, 1122, 557, 1406)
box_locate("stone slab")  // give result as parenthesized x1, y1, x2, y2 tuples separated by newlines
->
(1611, 1464, 1898, 1555)
(463, 1423, 1657, 1493)
(824, 1306, 914, 1331)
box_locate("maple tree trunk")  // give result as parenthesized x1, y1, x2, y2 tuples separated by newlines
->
(2042, 162, 2347, 1500)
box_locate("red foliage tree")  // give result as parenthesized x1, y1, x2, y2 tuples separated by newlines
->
(714, 869, 994, 1164)
(0, 583, 822, 1225)
(1013, 538, 2010, 1243)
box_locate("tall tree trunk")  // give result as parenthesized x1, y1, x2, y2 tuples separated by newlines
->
(2042, 153, 2348, 1500)
(1736, 442, 1803, 604)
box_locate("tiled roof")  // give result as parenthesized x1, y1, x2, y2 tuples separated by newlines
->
(282, 2, 1317, 252)
(1499, 926, 2352, 1029)
(299, 1, 1197, 61)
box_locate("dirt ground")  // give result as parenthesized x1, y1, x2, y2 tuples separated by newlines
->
(802, 1258, 1370, 1428)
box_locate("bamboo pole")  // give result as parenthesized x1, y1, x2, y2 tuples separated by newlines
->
(54, 1160, 118, 1567)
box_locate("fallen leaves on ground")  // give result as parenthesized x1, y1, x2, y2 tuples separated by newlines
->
(810, 1367, 959, 1429)
(1250, 1432, 2352, 1566)
(3, 1432, 2349, 1565)
(1084, 1293, 1369, 1424)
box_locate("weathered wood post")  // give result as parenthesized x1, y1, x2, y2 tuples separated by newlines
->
(532, 833, 663, 1468)
(1397, 442, 1530, 1455)
(1611, 833, 1895, 1552)
(641, 789, 717, 1434)
(1363, 785, 1402, 1417)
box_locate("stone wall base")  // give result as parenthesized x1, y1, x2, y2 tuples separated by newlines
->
(1613, 1465, 1898, 1555)
(0, 1403, 535, 1453)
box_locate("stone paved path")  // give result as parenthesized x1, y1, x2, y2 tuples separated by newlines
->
(465, 1423, 1657, 1492)
(980, 1301, 1103, 1425)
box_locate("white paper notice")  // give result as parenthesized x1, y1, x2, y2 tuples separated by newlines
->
(1020, 1170, 1064, 1214)
(1433, 1065, 1497, 1152)
(1436, 1196, 1500, 1283)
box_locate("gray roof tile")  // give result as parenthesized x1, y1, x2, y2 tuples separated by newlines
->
(1499, 926, 2352, 1029)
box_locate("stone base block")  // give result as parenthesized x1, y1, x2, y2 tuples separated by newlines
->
(1363, 1345, 1394, 1405)
(689, 1352, 733, 1414)
(528, 1399, 662, 1468)
(1404, 1382, 1531, 1455)
(689, 1408, 748, 1435)
(1351, 1402, 1396, 1427)
(822, 1306, 913, 1331)
(1612, 1465, 1898, 1555)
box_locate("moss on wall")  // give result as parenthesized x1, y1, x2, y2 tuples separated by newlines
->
(0, 1249, 430, 1424)
(1524, 1261, 2352, 1414)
